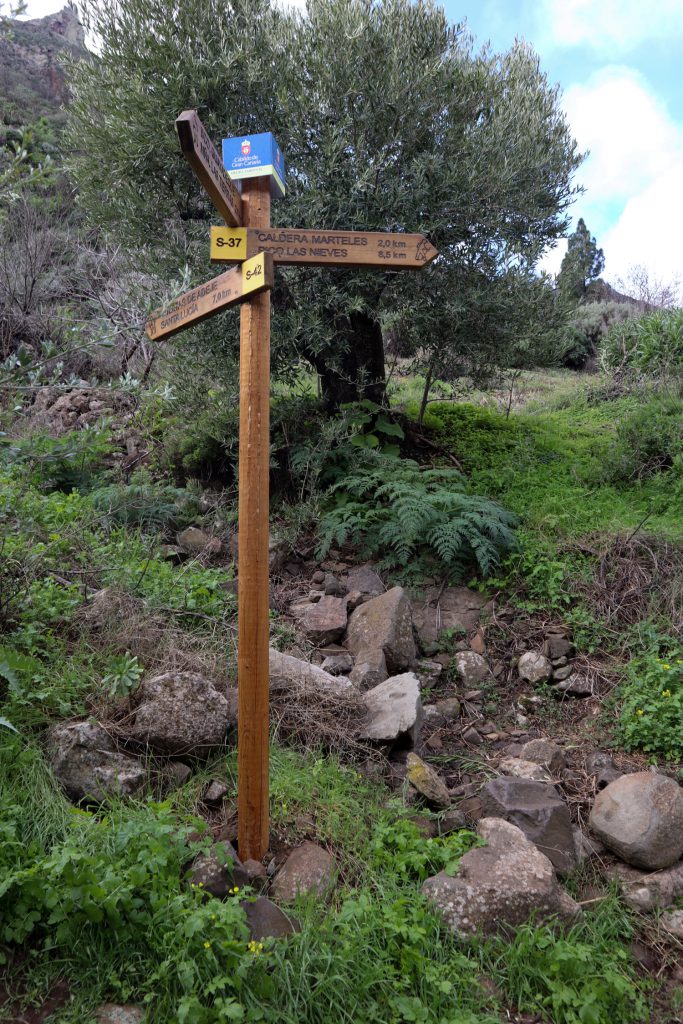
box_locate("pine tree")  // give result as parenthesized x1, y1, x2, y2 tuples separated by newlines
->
(558, 217, 605, 301)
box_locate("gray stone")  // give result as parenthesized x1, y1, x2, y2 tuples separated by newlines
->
(270, 842, 335, 901)
(480, 777, 577, 875)
(543, 635, 574, 660)
(166, 762, 193, 788)
(518, 652, 553, 685)
(95, 1006, 145, 1024)
(596, 766, 623, 789)
(589, 772, 683, 870)
(661, 909, 683, 940)
(203, 779, 229, 803)
(406, 753, 451, 809)
(349, 648, 388, 690)
(269, 649, 353, 696)
(321, 652, 354, 675)
(311, 569, 325, 585)
(552, 664, 573, 681)
(438, 808, 467, 835)
(462, 726, 483, 745)
(241, 897, 300, 940)
(553, 673, 593, 697)
(359, 672, 423, 746)
(345, 587, 416, 672)
(128, 672, 237, 756)
(572, 827, 606, 865)
(519, 738, 567, 774)
(345, 565, 385, 597)
(453, 651, 490, 685)
(45, 721, 147, 804)
(585, 750, 616, 775)
(434, 697, 461, 720)
(299, 594, 348, 645)
(422, 705, 445, 728)
(410, 586, 488, 647)
(607, 860, 683, 911)
(177, 527, 222, 557)
(189, 842, 240, 897)
(422, 817, 581, 937)
(498, 757, 552, 783)
(413, 659, 443, 688)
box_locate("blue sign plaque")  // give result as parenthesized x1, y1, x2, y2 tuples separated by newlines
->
(222, 132, 285, 199)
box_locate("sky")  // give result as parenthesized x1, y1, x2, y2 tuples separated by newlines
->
(17, 0, 683, 288)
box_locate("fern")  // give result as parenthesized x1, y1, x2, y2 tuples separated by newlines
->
(90, 480, 199, 534)
(316, 455, 518, 581)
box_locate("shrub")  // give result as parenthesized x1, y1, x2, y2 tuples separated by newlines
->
(561, 301, 636, 370)
(316, 453, 518, 581)
(89, 475, 199, 533)
(616, 648, 683, 761)
(605, 398, 683, 482)
(602, 307, 683, 380)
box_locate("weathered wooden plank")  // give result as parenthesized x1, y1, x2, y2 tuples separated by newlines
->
(176, 110, 242, 227)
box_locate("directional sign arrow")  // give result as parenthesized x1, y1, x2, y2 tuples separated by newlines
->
(176, 110, 243, 227)
(145, 252, 273, 342)
(210, 226, 438, 269)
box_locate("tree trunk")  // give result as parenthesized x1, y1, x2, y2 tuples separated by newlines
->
(308, 311, 387, 413)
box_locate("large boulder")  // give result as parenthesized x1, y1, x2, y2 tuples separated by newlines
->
(127, 672, 237, 755)
(345, 587, 415, 672)
(423, 817, 581, 937)
(359, 672, 422, 746)
(269, 649, 353, 696)
(271, 842, 335, 902)
(45, 721, 147, 803)
(479, 778, 577, 875)
(411, 587, 489, 647)
(589, 772, 683, 870)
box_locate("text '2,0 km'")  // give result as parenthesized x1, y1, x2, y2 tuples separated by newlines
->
(210, 226, 438, 268)
(144, 253, 273, 341)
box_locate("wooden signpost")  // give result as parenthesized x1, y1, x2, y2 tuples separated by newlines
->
(146, 111, 438, 862)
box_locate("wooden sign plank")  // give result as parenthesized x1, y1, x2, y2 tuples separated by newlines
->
(176, 110, 242, 227)
(145, 252, 274, 342)
(210, 226, 438, 269)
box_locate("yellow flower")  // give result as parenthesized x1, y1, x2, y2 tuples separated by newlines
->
(210, 914, 216, 921)
(662, 689, 671, 698)
(662, 664, 671, 670)
(230, 886, 240, 895)
(247, 940, 264, 955)
(203, 941, 211, 949)
(636, 709, 644, 716)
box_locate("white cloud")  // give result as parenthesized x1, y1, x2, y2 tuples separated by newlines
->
(601, 164, 683, 281)
(542, 0, 683, 52)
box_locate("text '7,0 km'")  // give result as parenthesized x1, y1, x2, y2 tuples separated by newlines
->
(144, 109, 438, 862)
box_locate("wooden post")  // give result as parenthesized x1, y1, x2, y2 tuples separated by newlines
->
(237, 176, 271, 862)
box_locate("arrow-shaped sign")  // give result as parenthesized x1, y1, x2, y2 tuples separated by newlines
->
(176, 110, 243, 227)
(145, 252, 273, 341)
(210, 226, 438, 269)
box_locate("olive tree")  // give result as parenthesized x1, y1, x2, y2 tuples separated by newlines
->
(67, 0, 582, 409)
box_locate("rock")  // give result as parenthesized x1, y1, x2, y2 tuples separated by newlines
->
(596, 766, 623, 789)
(345, 587, 416, 672)
(241, 896, 300, 940)
(552, 664, 573, 681)
(543, 635, 574, 661)
(589, 772, 683, 870)
(189, 842, 240, 897)
(165, 762, 193, 788)
(607, 860, 683, 911)
(177, 527, 222, 557)
(463, 689, 483, 702)
(434, 697, 461, 720)
(349, 648, 388, 690)
(269, 648, 353, 696)
(45, 721, 147, 804)
(203, 779, 230, 804)
(321, 652, 354, 675)
(480, 777, 576, 875)
(453, 651, 490, 685)
(422, 817, 581, 937)
(268, 536, 289, 573)
(159, 544, 184, 562)
(552, 656, 568, 668)
(323, 573, 347, 597)
(572, 827, 606, 865)
(438, 808, 467, 835)
(422, 705, 445, 728)
(412, 659, 443, 688)
(519, 738, 566, 774)
(499, 757, 552, 783)
(311, 569, 325, 585)
(661, 909, 683, 940)
(462, 726, 483, 745)
(270, 842, 335, 901)
(411, 586, 489, 647)
(95, 1006, 145, 1024)
(586, 751, 616, 775)
(406, 753, 451, 809)
(239, 859, 268, 888)
(359, 672, 423, 746)
(345, 565, 385, 597)
(469, 631, 486, 655)
(128, 672, 237, 756)
(553, 673, 592, 697)
(518, 652, 552, 685)
(297, 595, 348, 646)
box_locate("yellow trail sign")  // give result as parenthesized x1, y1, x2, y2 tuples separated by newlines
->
(210, 226, 438, 269)
(145, 253, 274, 342)
(176, 110, 242, 227)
